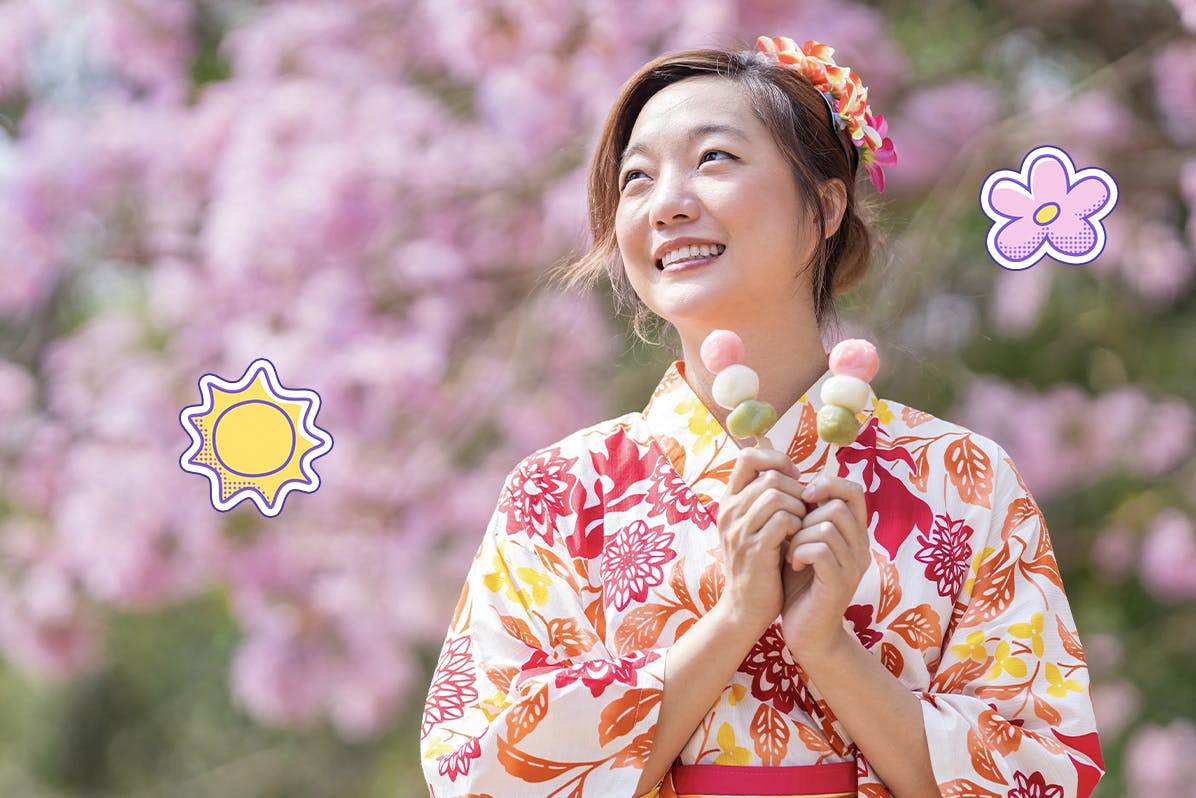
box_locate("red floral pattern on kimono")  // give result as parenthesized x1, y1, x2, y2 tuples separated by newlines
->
(421, 362, 1104, 797)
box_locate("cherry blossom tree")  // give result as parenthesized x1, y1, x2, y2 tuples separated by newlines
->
(0, 0, 1191, 794)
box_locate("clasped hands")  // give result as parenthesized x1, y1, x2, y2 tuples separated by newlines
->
(716, 446, 871, 665)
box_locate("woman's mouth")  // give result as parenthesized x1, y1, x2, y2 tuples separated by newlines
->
(657, 243, 726, 271)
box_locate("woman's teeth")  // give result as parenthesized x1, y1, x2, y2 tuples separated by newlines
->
(660, 243, 725, 268)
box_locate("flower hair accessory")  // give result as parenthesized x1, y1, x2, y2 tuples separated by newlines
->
(755, 36, 898, 193)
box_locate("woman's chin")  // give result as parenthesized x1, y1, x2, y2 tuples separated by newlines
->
(648, 290, 743, 330)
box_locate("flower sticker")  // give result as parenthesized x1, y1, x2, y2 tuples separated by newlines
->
(980, 145, 1118, 270)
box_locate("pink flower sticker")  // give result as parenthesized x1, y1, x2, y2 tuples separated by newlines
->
(981, 146, 1118, 270)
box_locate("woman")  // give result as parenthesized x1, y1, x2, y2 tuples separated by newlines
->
(420, 37, 1103, 798)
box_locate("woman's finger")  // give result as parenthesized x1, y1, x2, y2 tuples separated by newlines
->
(801, 479, 868, 536)
(801, 475, 866, 515)
(756, 510, 804, 549)
(736, 473, 807, 525)
(786, 539, 842, 581)
(727, 446, 801, 495)
(801, 498, 862, 540)
(787, 520, 849, 572)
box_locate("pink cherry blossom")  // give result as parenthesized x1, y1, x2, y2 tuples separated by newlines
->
(0, 558, 103, 680)
(956, 379, 1192, 501)
(1126, 720, 1196, 797)
(1091, 680, 1140, 739)
(1170, 0, 1196, 32)
(1139, 509, 1196, 602)
(989, 266, 1051, 335)
(885, 78, 1000, 194)
(1091, 526, 1137, 580)
(1154, 43, 1196, 144)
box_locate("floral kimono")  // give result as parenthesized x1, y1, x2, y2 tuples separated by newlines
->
(420, 362, 1104, 797)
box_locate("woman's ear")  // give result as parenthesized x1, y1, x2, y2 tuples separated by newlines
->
(819, 179, 848, 239)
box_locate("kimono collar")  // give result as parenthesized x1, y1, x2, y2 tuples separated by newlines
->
(642, 360, 878, 503)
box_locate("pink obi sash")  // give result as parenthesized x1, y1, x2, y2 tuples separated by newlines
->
(658, 762, 858, 798)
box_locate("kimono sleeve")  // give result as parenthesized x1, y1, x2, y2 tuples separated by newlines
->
(917, 449, 1104, 797)
(420, 464, 668, 797)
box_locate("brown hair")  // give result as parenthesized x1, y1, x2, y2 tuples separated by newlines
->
(555, 45, 874, 338)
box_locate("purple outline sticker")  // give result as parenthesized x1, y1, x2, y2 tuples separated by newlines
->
(179, 358, 332, 517)
(980, 145, 1118, 271)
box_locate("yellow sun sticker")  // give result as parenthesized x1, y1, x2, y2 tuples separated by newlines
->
(179, 358, 333, 516)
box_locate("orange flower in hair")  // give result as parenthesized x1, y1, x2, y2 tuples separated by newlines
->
(755, 36, 898, 192)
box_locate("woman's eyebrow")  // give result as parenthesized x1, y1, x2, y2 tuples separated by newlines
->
(619, 124, 749, 167)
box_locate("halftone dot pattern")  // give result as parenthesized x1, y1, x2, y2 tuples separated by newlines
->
(191, 419, 217, 466)
(189, 417, 276, 502)
(999, 229, 1048, 261)
(1049, 218, 1096, 256)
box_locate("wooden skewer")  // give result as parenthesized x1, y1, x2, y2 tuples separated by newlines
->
(819, 442, 839, 478)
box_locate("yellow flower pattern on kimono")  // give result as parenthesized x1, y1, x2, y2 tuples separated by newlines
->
(951, 630, 989, 663)
(421, 362, 1104, 797)
(1046, 662, 1086, 698)
(675, 395, 721, 454)
(714, 723, 752, 766)
(1011, 612, 1046, 657)
(987, 640, 1029, 679)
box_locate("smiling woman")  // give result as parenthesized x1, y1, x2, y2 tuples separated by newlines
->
(570, 46, 874, 341)
(614, 77, 828, 353)
(420, 37, 1103, 798)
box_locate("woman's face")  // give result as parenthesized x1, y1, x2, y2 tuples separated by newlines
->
(614, 75, 821, 337)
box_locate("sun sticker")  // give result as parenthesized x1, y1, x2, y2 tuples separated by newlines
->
(180, 358, 333, 516)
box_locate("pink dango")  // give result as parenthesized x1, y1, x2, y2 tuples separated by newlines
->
(827, 338, 879, 382)
(699, 329, 776, 445)
(700, 329, 746, 374)
(817, 338, 880, 455)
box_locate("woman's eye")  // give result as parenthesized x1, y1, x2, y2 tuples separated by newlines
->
(701, 150, 734, 164)
(620, 170, 646, 189)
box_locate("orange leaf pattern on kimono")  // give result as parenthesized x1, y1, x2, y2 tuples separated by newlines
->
(940, 779, 1001, 798)
(505, 684, 548, 744)
(967, 727, 1008, 785)
(945, 434, 994, 509)
(421, 362, 1103, 796)
(749, 704, 791, 767)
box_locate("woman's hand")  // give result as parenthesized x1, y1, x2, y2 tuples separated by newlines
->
(779, 475, 871, 664)
(715, 447, 809, 636)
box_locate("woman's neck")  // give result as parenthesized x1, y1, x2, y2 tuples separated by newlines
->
(675, 310, 829, 441)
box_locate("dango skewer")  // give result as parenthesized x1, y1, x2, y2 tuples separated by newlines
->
(700, 329, 777, 449)
(817, 338, 879, 477)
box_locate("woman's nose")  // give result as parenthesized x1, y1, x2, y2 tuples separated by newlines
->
(649, 171, 699, 228)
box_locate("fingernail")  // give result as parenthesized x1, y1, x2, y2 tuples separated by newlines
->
(802, 483, 816, 500)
